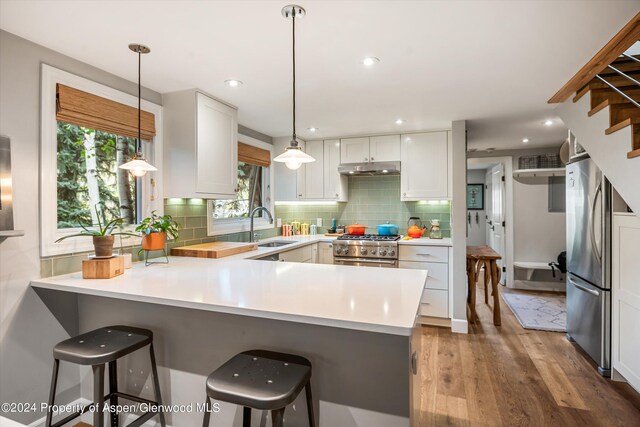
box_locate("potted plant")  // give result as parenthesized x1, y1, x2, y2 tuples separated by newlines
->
(55, 204, 139, 257)
(135, 210, 180, 252)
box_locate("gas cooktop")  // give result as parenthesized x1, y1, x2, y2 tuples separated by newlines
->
(337, 234, 400, 242)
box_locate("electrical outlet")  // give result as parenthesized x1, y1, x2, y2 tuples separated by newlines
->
(317, 218, 322, 227)
(276, 218, 282, 227)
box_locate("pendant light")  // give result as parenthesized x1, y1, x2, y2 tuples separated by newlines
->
(119, 43, 157, 177)
(273, 5, 315, 170)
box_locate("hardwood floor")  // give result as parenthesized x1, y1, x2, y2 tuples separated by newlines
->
(415, 282, 640, 426)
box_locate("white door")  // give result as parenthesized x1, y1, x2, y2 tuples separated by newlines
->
(369, 135, 400, 162)
(340, 137, 370, 163)
(196, 93, 238, 196)
(400, 132, 448, 200)
(303, 140, 324, 199)
(489, 163, 506, 285)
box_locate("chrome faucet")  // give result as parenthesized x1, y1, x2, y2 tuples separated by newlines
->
(249, 206, 274, 242)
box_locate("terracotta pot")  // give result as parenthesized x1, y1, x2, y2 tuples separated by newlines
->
(93, 235, 115, 257)
(346, 224, 368, 235)
(142, 232, 167, 251)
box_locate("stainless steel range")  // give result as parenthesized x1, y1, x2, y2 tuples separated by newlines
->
(333, 234, 400, 268)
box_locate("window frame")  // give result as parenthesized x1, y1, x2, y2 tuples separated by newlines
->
(206, 134, 275, 236)
(40, 64, 164, 257)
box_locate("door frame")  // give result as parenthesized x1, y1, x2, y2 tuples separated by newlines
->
(467, 156, 514, 288)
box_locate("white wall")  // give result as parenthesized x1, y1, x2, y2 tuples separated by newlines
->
(466, 169, 487, 246)
(451, 121, 468, 333)
(0, 30, 162, 424)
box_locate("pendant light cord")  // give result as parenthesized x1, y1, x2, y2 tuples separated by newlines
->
(137, 48, 142, 155)
(291, 8, 297, 146)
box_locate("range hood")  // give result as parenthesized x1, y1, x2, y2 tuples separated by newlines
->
(338, 161, 401, 176)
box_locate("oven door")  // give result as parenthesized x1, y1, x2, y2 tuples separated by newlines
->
(334, 257, 397, 268)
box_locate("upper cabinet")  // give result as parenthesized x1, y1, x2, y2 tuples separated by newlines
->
(340, 135, 400, 163)
(369, 135, 401, 162)
(340, 137, 370, 163)
(163, 90, 238, 199)
(401, 131, 450, 200)
(324, 139, 348, 201)
(274, 138, 348, 202)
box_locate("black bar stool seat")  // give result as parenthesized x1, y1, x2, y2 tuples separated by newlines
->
(54, 325, 152, 365)
(203, 350, 315, 427)
(46, 325, 165, 427)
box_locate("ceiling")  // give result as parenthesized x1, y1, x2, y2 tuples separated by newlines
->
(1, 1, 637, 150)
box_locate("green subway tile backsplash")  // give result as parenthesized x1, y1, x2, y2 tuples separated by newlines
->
(275, 176, 451, 236)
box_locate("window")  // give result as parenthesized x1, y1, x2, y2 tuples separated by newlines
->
(207, 136, 274, 235)
(41, 65, 163, 256)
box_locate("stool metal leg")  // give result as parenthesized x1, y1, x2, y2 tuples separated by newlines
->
(305, 381, 315, 427)
(271, 408, 285, 427)
(92, 364, 105, 427)
(242, 406, 251, 427)
(149, 343, 166, 427)
(108, 361, 119, 427)
(45, 359, 60, 427)
(202, 397, 211, 427)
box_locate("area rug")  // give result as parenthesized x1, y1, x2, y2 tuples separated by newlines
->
(502, 291, 566, 332)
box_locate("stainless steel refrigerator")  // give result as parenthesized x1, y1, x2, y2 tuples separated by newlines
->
(566, 156, 611, 377)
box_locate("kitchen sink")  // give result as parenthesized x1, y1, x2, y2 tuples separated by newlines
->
(258, 241, 295, 248)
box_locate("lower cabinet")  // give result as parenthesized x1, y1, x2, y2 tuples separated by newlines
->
(318, 242, 334, 264)
(399, 244, 450, 321)
(279, 245, 313, 263)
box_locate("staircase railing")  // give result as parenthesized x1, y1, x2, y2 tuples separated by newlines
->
(595, 58, 640, 109)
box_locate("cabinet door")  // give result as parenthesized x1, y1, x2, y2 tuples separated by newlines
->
(303, 140, 324, 199)
(318, 242, 334, 264)
(340, 137, 370, 163)
(274, 138, 298, 201)
(324, 139, 348, 201)
(370, 135, 400, 162)
(296, 140, 306, 199)
(196, 93, 238, 196)
(279, 245, 313, 263)
(401, 132, 448, 200)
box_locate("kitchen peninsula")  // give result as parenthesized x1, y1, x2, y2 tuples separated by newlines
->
(31, 244, 427, 426)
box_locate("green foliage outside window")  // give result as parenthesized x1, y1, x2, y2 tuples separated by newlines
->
(212, 162, 263, 219)
(57, 121, 138, 228)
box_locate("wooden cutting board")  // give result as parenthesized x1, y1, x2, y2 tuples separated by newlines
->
(171, 241, 258, 259)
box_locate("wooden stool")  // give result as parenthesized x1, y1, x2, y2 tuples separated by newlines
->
(45, 325, 166, 427)
(202, 350, 315, 427)
(466, 245, 502, 326)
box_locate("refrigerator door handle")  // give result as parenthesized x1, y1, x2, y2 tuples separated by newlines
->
(569, 278, 600, 297)
(590, 181, 602, 261)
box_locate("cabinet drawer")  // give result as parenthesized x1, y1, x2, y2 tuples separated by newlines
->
(399, 245, 448, 263)
(398, 261, 448, 290)
(279, 245, 313, 263)
(420, 289, 448, 318)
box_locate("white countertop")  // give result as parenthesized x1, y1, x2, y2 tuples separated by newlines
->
(397, 237, 452, 246)
(31, 253, 427, 336)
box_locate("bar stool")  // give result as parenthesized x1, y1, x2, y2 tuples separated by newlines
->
(202, 350, 315, 427)
(45, 325, 166, 427)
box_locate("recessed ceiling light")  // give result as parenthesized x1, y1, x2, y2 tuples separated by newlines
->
(349, 171, 354, 174)
(382, 169, 389, 173)
(544, 120, 553, 126)
(395, 119, 405, 125)
(308, 127, 318, 132)
(225, 79, 243, 87)
(522, 138, 530, 143)
(362, 57, 380, 66)
(485, 147, 496, 153)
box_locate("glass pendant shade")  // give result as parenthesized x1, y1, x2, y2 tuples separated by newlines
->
(120, 156, 157, 177)
(273, 145, 316, 170)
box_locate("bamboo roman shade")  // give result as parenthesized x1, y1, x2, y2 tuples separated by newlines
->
(56, 84, 156, 140)
(238, 142, 271, 167)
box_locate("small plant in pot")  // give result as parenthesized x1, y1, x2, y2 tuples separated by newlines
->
(55, 204, 139, 257)
(135, 211, 180, 253)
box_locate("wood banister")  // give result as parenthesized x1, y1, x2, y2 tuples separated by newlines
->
(548, 12, 640, 104)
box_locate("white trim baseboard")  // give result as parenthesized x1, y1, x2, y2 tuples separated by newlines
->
(450, 318, 468, 334)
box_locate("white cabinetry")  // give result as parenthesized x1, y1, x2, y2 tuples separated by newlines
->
(324, 140, 348, 201)
(303, 140, 325, 199)
(370, 135, 401, 162)
(612, 213, 640, 393)
(398, 244, 450, 321)
(274, 137, 305, 201)
(318, 242, 334, 264)
(340, 137, 370, 163)
(163, 90, 238, 199)
(340, 135, 401, 163)
(279, 244, 313, 263)
(401, 131, 449, 200)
